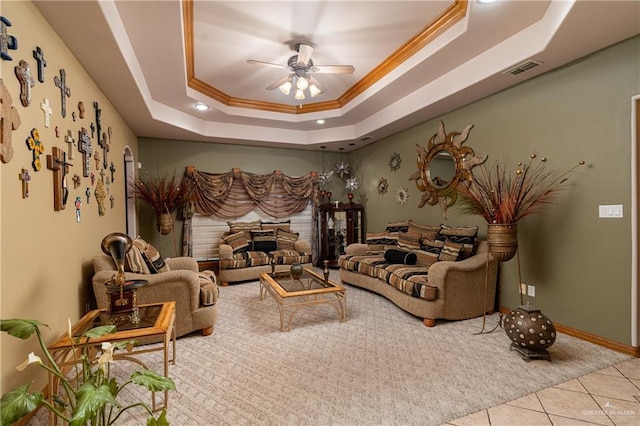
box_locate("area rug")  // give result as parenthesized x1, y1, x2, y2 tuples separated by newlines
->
(30, 271, 631, 425)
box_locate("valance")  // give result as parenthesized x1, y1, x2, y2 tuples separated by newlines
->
(181, 166, 319, 219)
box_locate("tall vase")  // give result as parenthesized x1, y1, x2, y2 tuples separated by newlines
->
(157, 212, 174, 235)
(487, 223, 518, 261)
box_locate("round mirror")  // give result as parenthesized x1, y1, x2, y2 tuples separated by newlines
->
(427, 151, 456, 189)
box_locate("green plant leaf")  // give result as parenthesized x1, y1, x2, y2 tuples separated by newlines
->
(0, 382, 44, 426)
(0, 319, 47, 339)
(131, 370, 176, 392)
(69, 383, 119, 426)
(83, 325, 116, 339)
(146, 408, 169, 426)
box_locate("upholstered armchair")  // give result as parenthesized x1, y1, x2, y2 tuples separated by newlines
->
(92, 255, 218, 338)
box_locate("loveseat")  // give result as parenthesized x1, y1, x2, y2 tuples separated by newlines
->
(339, 220, 498, 326)
(92, 237, 219, 338)
(218, 219, 312, 285)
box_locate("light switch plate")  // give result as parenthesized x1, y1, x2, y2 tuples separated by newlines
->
(599, 204, 623, 218)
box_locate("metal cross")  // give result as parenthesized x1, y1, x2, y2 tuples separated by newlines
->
(77, 127, 92, 177)
(99, 132, 109, 169)
(93, 101, 102, 147)
(32, 46, 46, 82)
(94, 150, 101, 170)
(53, 69, 71, 118)
(0, 16, 18, 61)
(109, 161, 116, 182)
(15, 60, 35, 107)
(40, 98, 52, 128)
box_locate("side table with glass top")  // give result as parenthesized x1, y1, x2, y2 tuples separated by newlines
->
(47, 302, 176, 423)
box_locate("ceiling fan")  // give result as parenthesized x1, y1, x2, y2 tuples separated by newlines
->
(247, 43, 355, 100)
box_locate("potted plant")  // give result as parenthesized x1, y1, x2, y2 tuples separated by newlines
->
(0, 319, 175, 425)
(456, 154, 585, 261)
(131, 173, 188, 235)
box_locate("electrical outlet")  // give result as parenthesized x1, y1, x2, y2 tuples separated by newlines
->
(527, 285, 535, 297)
(520, 283, 527, 294)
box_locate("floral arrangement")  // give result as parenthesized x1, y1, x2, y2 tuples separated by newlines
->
(455, 154, 585, 224)
(0, 319, 175, 426)
(131, 173, 188, 216)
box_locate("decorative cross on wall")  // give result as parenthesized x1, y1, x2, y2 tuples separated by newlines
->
(25, 128, 44, 171)
(109, 162, 116, 182)
(15, 60, 35, 107)
(0, 78, 21, 163)
(99, 132, 109, 169)
(46, 146, 73, 211)
(94, 150, 101, 170)
(32, 46, 46, 82)
(72, 173, 81, 189)
(78, 101, 85, 119)
(64, 130, 75, 159)
(77, 127, 91, 177)
(90, 122, 95, 138)
(85, 187, 91, 203)
(40, 98, 52, 128)
(54, 69, 71, 118)
(93, 102, 102, 147)
(18, 168, 30, 198)
(0, 16, 18, 61)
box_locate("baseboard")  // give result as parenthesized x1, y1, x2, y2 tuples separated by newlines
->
(499, 306, 640, 358)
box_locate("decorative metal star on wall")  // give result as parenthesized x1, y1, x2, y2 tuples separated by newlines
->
(389, 152, 402, 172)
(345, 176, 359, 191)
(395, 186, 409, 206)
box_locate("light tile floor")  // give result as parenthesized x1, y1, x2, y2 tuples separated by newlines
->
(445, 357, 640, 426)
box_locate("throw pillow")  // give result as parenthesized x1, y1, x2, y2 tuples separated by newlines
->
(437, 225, 478, 259)
(260, 220, 291, 232)
(408, 220, 440, 241)
(384, 249, 417, 265)
(125, 243, 150, 274)
(398, 231, 421, 251)
(249, 240, 278, 253)
(227, 220, 261, 239)
(366, 231, 392, 252)
(416, 237, 445, 266)
(222, 231, 250, 253)
(438, 240, 464, 262)
(127, 238, 170, 274)
(250, 229, 276, 242)
(385, 221, 409, 233)
(276, 228, 299, 250)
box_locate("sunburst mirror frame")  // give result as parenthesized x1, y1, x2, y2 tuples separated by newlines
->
(409, 120, 487, 218)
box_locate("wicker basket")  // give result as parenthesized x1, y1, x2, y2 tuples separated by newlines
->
(157, 213, 174, 235)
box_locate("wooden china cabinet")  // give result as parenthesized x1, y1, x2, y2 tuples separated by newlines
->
(318, 201, 365, 268)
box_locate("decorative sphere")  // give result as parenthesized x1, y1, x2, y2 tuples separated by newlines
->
(504, 306, 556, 351)
(290, 263, 304, 279)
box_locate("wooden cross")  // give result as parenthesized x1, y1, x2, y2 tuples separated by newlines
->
(46, 146, 73, 211)
(90, 172, 95, 186)
(90, 122, 95, 138)
(99, 131, 109, 169)
(15, 60, 35, 107)
(72, 111, 76, 122)
(54, 69, 71, 118)
(64, 130, 75, 159)
(109, 161, 116, 182)
(40, 98, 52, 128)
(93, 102, 102, 146)
(110, 195, 115, 209)
(32, 46, 46, 82)
(55, 126, 60, 137)
(99, 167, 105, 183)
(0, 16, 18, 61)
(77, 127, 91, 177)
(18, 168, 31, 198)
(94, 150, 101, 170)
(1, 78, 22, 163)
(26, 128, 44, 171)
(78, 101, 85, 119)
(72, 173, 81, 189)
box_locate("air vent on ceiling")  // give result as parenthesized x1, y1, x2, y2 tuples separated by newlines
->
(503, 60, 543, 76)
(359, 136, 371, 141)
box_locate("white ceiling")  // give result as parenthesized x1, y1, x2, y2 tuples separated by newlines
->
(34, 0, 640, 152)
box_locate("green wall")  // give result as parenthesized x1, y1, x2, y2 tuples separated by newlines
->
(140, 35, 639, 345)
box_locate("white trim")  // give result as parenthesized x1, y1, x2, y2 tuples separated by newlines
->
(631, 94, 638, 347)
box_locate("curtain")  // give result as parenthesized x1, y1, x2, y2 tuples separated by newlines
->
(181, 167, 320, 260)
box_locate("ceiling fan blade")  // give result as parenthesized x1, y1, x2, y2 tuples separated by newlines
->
(265, 74, 292, 91)
(296, 43, 314, 66)
(247, 59, 287, 70)
(311, 65, 355, 74)
(308, 75, 327, 94)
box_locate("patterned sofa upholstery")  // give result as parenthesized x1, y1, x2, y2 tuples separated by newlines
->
(218, 219, 312, 285)
(339, 221, 498, 327)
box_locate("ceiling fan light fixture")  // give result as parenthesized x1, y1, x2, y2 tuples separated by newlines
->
(294, 89, 305, 100)
(296, 76, 309, 91)
(309, 84, 322, 98)
(279, 81, 292, 95)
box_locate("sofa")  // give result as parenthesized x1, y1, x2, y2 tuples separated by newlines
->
(339, 220, 498, 326)
(92, 238, 219, 338)
(218, 219, 312, 285)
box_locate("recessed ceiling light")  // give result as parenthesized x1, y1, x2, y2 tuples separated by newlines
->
(477, 0, 497, 4)
(316, 119, 326, 124)
(194, 102, 209, 111)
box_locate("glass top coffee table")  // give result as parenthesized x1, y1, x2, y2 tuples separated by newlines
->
(259, 268, 347, 331)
